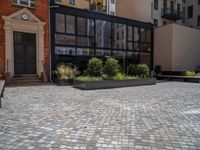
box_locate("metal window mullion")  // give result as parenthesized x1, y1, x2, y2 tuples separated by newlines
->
(138, 27, 141, 64)
(94, 19, 96, 56)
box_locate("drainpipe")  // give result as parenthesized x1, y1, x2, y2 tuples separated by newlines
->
(48, 0, 52, 83)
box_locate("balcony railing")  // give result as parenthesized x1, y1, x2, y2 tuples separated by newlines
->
(90, 3, 107, 13)
(162, 8, 182, 21)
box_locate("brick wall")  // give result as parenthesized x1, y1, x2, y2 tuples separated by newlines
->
(0, 0, 49, 77)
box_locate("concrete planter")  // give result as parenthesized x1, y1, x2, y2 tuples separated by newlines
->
(156, 75, 200, 83)
(73, 78, 156, 90)
(56, 79, 73, 86)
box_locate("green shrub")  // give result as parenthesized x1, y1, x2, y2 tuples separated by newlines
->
(86, 57, 103, 77)
(55, 63, 77, 80)
(195, 72, 200, 76)
(184, 71, 195, 77)
(104, 58, 120, 77)
(75, 76, 103, 81)
(154, 65, 162, 75)
(113, 73, 126, 80)
(137, 64, 150, 78)
(125, 76, 138, 80)
(128, 64, 138, 76)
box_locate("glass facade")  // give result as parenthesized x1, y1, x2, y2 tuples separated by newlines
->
(50, 4, 154, 76)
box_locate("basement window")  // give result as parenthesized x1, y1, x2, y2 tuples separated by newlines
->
(12, 0, 35, 8)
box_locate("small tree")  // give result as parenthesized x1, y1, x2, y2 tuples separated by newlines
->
(86, 57, 103, 77)
(137, 64, 150, 78)
(104, 58, 120, 77)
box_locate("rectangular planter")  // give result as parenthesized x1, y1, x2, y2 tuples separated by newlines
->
(55, 79, 73, 86)
(156, 75, 200, 83)
(73, 78, 156, 90)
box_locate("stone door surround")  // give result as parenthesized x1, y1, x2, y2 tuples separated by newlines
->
(2, 8, 45, 77)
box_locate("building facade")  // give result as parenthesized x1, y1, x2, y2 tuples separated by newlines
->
(50, 3, 154, 79)
(54, 0, 116, 15)
(0, 0, 49, 78)
(182, 0, 200, 29)
(116, 0, 183, 27)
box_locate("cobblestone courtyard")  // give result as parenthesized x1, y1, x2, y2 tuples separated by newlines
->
(0, 82, 200, 150)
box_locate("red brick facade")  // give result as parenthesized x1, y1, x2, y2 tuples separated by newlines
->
(0, 0, 49, 77)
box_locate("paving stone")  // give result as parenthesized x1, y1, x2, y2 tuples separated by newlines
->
(0, 82, 200, 149)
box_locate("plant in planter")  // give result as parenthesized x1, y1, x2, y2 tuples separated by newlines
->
(85, 57, 103, 77)
(128, 64, 138, 76)
(137, 64, 150, 78)
(104, 58, 120, 77)
(55, 63, 78, 85)
(154, 65, 162, 75)
(184, 71, 195, 77)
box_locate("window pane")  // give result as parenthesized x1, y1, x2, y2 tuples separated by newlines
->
(77, 37, 94, 47)
(96, 20, 111, 48)
(134, 43, 140, 51)
(127, 42, 133, 50)
(140, 44, 151, 52)
(56, 13, 65, 33)
(87, 19, 94, 36)
(77, 17, 86, 35)
(113, 23, 126, 49)
(96, 49, 111, 57)
(55, 46, 76, 56)
(77, 48, 94, 56)
(140, 53, 151, 67)
(128, 26, 133, 41)
(140, 28, 146, 43)
(55, 34, 76, 45)
(146, 29, 152, 43)
(127, 52, 140, 64)
(66, 15, 75, 34)
(113, 51, 126, 58)
(134, 27, 140, 42)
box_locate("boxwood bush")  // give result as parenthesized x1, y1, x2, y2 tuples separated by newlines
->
(128, 64, 138, 76)
(104, 58, 120, 77)
(85, 57, 103, 77)
(184, 71, 195, 77)
(137, 64, 150, 78)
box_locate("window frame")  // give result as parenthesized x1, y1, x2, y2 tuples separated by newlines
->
(12, 0, 36, 8)
(154, 0, 159, 10)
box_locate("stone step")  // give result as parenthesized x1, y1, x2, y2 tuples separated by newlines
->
(10, 75, 43, 86)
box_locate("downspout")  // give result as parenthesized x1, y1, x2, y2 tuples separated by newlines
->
(48, 0, 52, 83)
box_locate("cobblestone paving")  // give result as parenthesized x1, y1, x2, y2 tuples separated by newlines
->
(0, 82, 200, 150)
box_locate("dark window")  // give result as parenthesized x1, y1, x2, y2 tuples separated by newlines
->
(177, 4, 181, 16)
(56, 13, 65, 33)
(198, 0, 200, 5)
(188, 6, 193, 19)
(154, 0, 158, 10)
(163, 0, 167, 9)
(154, 19, 158, 26)
(182, 7, 185, 23)
(111, 0, 115, 4)
(69, 0, 75, 5)
(198, 15, 200, 26)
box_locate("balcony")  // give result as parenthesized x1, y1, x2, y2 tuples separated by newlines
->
(162, 8, 182, 21)
(90, 3, 107, 13)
